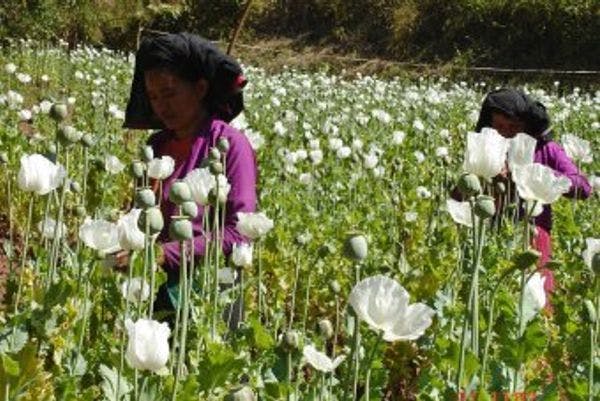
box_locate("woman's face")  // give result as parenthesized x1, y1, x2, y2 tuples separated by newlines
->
(491, 112, 525, 138)
(144, 69, 208, 135)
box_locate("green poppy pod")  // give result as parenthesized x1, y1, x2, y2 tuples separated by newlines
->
(344, 234, 368, 261)
(49, 103, 68, 122)
(169, 180, 192, 205)
(135, 188, 156, 208)
(169, 217, 193, 241)
(181, 201, 198, 219)
(138, 207, 164, 234)
(473, 195, 496, 219)
(457, 173, 481, 197)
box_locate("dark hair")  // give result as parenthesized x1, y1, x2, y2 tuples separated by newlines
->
(475, 88, 551, 140)
(124, 32, 246, 129)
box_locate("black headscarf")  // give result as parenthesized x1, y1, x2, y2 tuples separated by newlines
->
(474, 88, 551, 140)
(124, 32, 246, 129)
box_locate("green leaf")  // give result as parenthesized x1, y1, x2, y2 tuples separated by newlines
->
(99, 364, 132, 401)
(248, 317, 274, 350)
(196, 342, 246, 391)
(0, 327, 28, 354)
(522, 320, 547, 362)
(2, 354, 20, 376)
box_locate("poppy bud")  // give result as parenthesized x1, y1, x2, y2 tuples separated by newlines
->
(74, 205, 86, 218)
(135, 188, 156, 208)
(0, 152, 8, 164)
(329, 280, 341, 294)
(169, 180, 192, 205)
(457, 173, 481, 197)
(225, 387, 255, 401)
(583, 299, 596, 323)
(49, 103, 68, 122)
(81, 133, 94, 148)
(57, 125, 81, 145)
(181, 201, 198, 219)
(217, 137, 230, 153)
(317, 319, 334, 339)
(282, 330, 300, 351)
(138, 207, 164, 234)
(344, 234, 368, 261)
(69, 180, 81, 194)
(169, 218, 193, 241)
(592, 253, 600, 275)
(473, 195, 495, 219)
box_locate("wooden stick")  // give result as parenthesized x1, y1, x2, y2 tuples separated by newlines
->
(227, 0, 254, 55)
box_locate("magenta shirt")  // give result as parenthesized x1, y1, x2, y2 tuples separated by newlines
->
(533, 139, 591, 232)
(148, 117, 257, 272)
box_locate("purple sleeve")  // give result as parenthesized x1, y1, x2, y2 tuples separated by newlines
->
(161, 130, 257, 270)
(545, 142, 592, 199)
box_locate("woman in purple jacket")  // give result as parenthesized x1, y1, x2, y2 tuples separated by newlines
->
(118, 32, 257, 314)
(474, 88, 591, 296)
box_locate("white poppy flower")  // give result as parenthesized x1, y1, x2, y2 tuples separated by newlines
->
(17, 154, 65, 195)
(236, 212, 274, 240)
(124, 318, 170, 372)
(79, 217, 120, 254)
(244, 129, 264, 150)
(522, 272, 546, 325)
(38, 217, 66, 239)
(105, 155, 125, 174)
(364, 154, 378, 169)
(4, 63, 16, 74)
(213, 174, 231, 203)
(218, 267, 238, 284)
(348, 275, 435, 342)
(508, 133, 537, 170)
(232, 243, 253, 268)
(463, 128, 509, 179)
(184, 167, 215, 206)
(117, 209, 145, 251)
(392, 131, 406, 145)
(404, 211, 418, 222)
(416, 186, 431, 199)
(590, 175, 600, 192)
(511, 163, 571, 204)
(302, 344, 346, 373)
(309, 149, 323, 165)
(414, 151, 425, 164)
(121, 277, 150, 303)
(562, 134, 592, 164)
(18, 109, 32, 121)
(336, 146, 351, 159)
(582, 238, 600, 269)
(446, 199, 476, 227)
(6, 90, 23, 108)
(147, 156, 175, 180)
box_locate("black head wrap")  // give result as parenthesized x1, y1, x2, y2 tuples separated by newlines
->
(474, 88, 551, 140)
(124, 32, 246, 129)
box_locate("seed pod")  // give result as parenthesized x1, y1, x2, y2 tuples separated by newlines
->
(131, 160, 145, 179)
(0, 152, 8, 164)
(473, 195, 495, 219)
(135, 188, 156, 208)
(317, 319, 334, 339)
(81, 133, 95, 148)
(69, 180, 82, 194)
(495, 181, 506, 194)
(344, 234, 368, 261)
(217, 137, 230, 153)
(74, 205, 86, 218)
(141, 146, 154, 162)
(138, 207, 164, 234)
(457, 173, 481, 197)
(181, 201, 198, 219)
(209, 147, 221, 161)
(282, 330, 300, 352)
(512, 249, 541, 271)
(169, 218, 193, 241)
(210, 161, 223, 175)
(583, 299, 597, 323)
(49, 103, 68, 122)
(169, 180, 192, 205)
(57, 125, 82, 145)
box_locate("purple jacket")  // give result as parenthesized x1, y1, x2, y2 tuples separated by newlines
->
(148, 117, 257, 271)
(534, 139, 591, 231)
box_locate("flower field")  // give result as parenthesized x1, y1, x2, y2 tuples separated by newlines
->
(0, 40, 599, 400)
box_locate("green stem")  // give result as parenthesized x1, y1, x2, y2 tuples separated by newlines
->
(14, 196, 34, 315)
(211, 198, 220, 340)
(289, 250, 301, 330)
(172, 242, 189, 401)
(364, 332, 384, 401)
(49, 150, 69, 283)
(258, 241, 263, 322)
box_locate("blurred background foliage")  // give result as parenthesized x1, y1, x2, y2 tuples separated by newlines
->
(0, 0, 598, 69)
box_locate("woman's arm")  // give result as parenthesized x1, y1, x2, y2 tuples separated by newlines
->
(161, 131, 257, 271)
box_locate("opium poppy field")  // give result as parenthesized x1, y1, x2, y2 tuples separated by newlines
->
(0, 40, 599, 400)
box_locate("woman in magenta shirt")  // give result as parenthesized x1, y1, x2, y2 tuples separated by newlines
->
(474, 88, 591, 295)
(119, 32, 257, 311)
